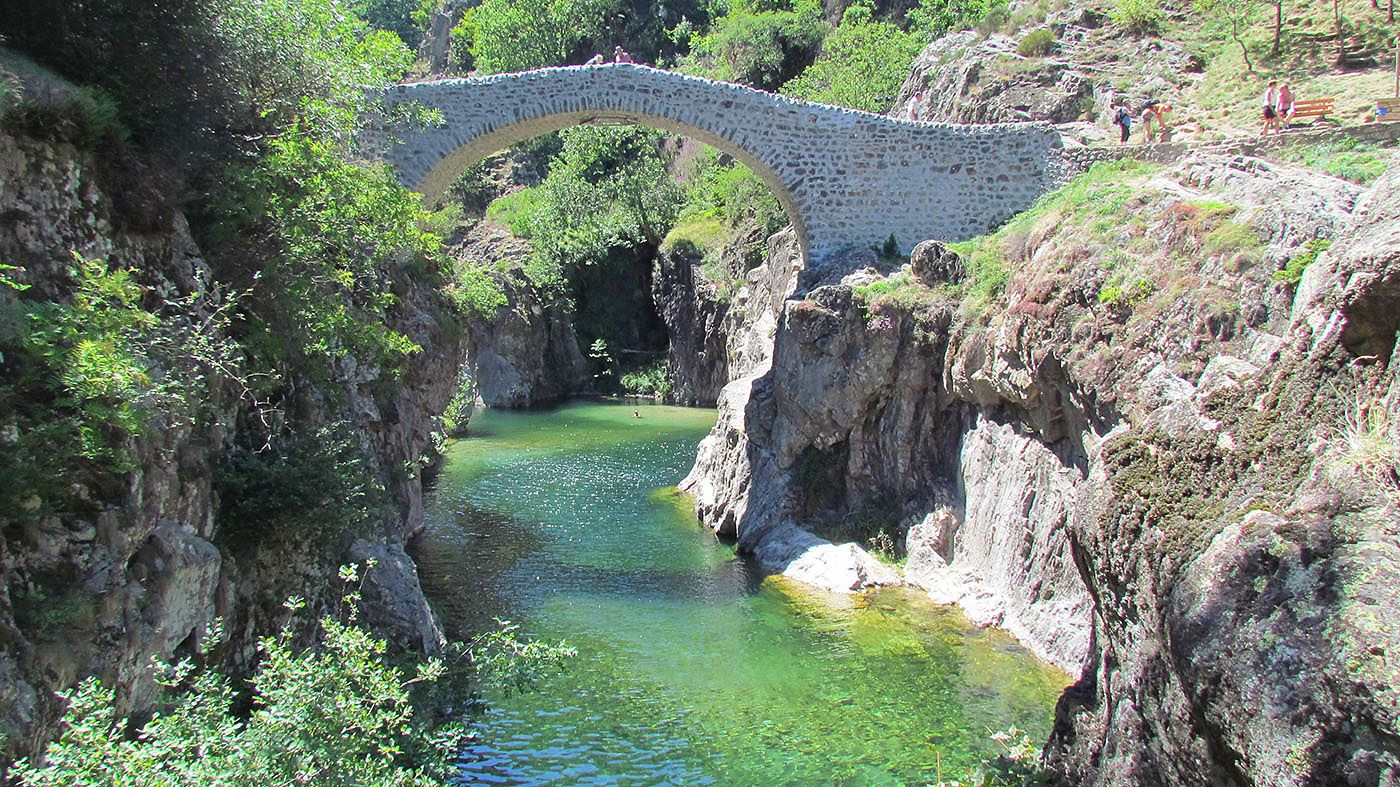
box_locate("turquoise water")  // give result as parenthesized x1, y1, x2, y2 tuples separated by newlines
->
(412, 401, 1067, 785)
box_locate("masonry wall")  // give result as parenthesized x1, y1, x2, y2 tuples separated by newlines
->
(376, 64, 1064, 266)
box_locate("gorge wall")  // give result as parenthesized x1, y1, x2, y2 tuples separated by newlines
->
(680, 149, 1400, 782)
(0, 131, 456, 763)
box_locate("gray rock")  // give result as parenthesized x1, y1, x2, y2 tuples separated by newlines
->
(909, 240, 967, 285)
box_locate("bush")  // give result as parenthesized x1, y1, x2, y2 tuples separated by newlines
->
(12, 568, 575, 786)
(216, 423, 383, 545)
(1016, 28, 1056, 56)
(452, 0, 620, 73)
(908, 0, 1010, 38)
(1110, 0, 1164, 33)
(1274, 238, 1330, 286)
(780, 3, 923, 113)
(619, 360, 671, 397)
(681, 0, 829, 90)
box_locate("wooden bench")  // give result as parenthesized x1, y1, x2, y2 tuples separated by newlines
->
(1376, 98, 1400, 122)
(1285, 97, 1335, 126)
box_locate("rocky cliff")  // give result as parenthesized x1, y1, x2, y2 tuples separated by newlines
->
(682, 148, 1400, 780)
(0, 130, 455, 763)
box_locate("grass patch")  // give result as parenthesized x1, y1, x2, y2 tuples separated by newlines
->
(1276, 138, 1393, 186)
(661, 212, 728, 257)
(484, 187, 544, 237)
(1273, 237, 1330, 285)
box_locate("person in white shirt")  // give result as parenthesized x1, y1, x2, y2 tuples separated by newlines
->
(1262, 81, 1280, 135)
(908, 91, 922, 121)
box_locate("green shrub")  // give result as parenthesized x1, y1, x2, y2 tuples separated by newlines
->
(1110, 0, 1163, 33)
(12, 569, 575, 786)
(446, 262, 508, 323)
(453, 0, 620, 73)
(1274, 238, 1330, 286)
(1016, 28, 1056, 56)
(1279, 139, 1392, 186)
(216, 423, 383, 545)
(908, 0, 1011, 38)
(681, 0, 829, 90)
(1097, 274, 1156, 308)
(619, 360, 671, 397)
(780, 4, 923, 113)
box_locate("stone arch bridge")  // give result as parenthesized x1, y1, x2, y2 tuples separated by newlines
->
(377, 64, 1064, 265)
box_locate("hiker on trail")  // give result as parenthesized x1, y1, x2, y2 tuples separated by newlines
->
(584, 53, 605, 65)
(1113, 103, 1133, 143)
(1145, 101, 1172, 142)
(1262, 80, 1280, 135)
(613, 46, 634, 64)
(908, 91, 923, 121)
(1141, 99, 1159, 142)
(1278, 83, 1295, 130)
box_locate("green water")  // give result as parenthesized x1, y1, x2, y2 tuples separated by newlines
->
(412, 401, 1067, 786)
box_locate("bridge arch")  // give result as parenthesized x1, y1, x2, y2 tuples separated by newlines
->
(378, 65, 1064, 267)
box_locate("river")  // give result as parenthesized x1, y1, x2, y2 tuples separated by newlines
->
(411, 401, 1067, 785)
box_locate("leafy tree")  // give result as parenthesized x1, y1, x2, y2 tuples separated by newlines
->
(518, 126, 685, 280)
(682, 0, 829, 90)
(454, 0, 621, 73)
(781, 3, 924, 113)
(1194, 0, 1261, 71)
(351, 0, 437, 48)
(908, 0, 1010, 38)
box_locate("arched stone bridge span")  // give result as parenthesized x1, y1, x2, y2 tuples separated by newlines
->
(378, 64, 1063, 264)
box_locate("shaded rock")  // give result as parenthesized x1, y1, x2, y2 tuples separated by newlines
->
(910, 240, 966, 285)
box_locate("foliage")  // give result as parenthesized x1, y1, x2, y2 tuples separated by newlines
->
(351, 0, 437, 48)
(907, 0, 1010, 38)
(1273, 237, 1330, 285)
(505, 126, 684, 285)
(214, 131, 433, 386)
(0, 253, 236, 525)
(1193, 0, 1261, 70)
(453, 0, 620, 73)
(1109, 0, 1164, 33)
(681, 0, 829, 90)
(1097, 274, 1156, 309)
(619, 360, 672, 397)
(446, 261, 509, 323)
(13, 568, 575, 786)
(471, 619, 579, 696)
(216, 423, 383, 545)
(1016, 28, 1057, 56)
(677, 148, 787, 240)
(781, 3, 924, 113)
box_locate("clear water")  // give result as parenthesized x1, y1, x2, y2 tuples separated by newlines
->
(412, 401, 1068, 786)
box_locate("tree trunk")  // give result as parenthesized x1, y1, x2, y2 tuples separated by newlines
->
(1273, 0, 1283, 56)
(1336, 0, 1346, 68)
(1233, 21, 1255, 72)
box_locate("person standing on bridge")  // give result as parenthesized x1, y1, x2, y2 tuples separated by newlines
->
(584, 53, 605, 65)
(614, 45, 635, 64)
(908, 91, 923, 121)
